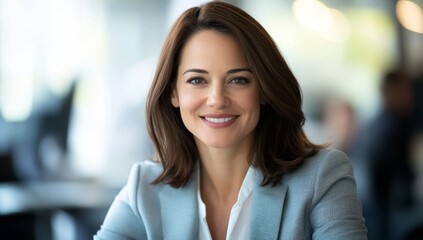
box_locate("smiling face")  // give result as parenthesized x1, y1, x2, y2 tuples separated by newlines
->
(171, 30, 260, 150)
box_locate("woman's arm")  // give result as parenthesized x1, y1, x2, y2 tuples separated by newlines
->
(309, 150, 368, 240)
(94, 164, 147, 240)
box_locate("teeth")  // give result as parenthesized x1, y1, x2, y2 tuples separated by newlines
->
(205, 117, 234, 123)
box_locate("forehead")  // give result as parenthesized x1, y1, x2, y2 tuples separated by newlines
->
(178, 30, 249, 71)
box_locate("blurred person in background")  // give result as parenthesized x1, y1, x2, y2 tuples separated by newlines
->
(95, 2, 367, 239)
(351, 70, 416, 240)
(322, 98, 358, 155)
(402, 74, 423, 240)
(410, 130, 423, 205)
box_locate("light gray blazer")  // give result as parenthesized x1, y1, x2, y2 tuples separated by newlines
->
(95, 149, 367, 239)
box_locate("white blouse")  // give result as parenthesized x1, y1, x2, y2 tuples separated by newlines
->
(197, 167, 255, 240)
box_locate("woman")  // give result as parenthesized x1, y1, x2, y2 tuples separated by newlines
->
(95, 2, 367, 239)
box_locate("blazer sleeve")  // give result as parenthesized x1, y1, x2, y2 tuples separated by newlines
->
(94, 163, 148, 240)
(309, 150, 368, 240)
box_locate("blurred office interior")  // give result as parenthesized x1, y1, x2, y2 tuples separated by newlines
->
(0, 0, 422, 239)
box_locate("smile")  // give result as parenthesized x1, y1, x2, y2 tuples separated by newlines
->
(204, 117, 235, 123)
(201, 114, 238, 127)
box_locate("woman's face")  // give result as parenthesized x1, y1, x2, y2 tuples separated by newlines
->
(171, 30, 260, 150)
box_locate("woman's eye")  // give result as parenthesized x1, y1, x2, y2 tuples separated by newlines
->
(187, 78, 205, 85)
(229, 77, 249, 85)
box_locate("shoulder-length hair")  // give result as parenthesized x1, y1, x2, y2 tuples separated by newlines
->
(146, 1, 324, 188)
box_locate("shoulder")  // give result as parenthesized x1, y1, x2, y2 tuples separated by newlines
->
(278, 149, 367, 239)
(118, 160, 165, 210)
(128, 160, 163, 183)
(94, 160, 164, 239)
(296, 148, 352, 177)
(306, 149, 355, 192)
(307, 148, 350, 165)
(125, 160, 164, 196)
(282, 149, 354, 193)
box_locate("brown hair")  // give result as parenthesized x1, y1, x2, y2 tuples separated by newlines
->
(146, 1, 324, 187)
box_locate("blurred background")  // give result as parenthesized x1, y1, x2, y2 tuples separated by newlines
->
(0, 0, 422, 239)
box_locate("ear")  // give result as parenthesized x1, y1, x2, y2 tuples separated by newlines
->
(171, 88, 179, 108)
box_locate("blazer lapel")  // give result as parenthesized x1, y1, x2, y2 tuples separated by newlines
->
(250, 172, 288, 240)
(159, 172, 199, 240)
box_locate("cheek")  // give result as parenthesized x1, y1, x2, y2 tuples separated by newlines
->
(239, 92, 261, 123)
(247, 92, 261, 114)
(252, 101, 261, 123)
(178, 91, 202, 113)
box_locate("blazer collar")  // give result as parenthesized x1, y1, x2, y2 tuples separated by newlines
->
(157, 167, 288, 240)
(158, 169, 199, 240)
(250, 171, 288, 240)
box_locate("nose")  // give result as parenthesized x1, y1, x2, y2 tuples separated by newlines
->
(207, 83, 230, 109)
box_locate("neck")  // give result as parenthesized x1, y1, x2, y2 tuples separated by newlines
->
(198, 146, 250, 203)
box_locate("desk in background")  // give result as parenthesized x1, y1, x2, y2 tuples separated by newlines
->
(0, 181, 120, 240)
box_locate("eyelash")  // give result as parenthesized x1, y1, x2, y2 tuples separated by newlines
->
(186, 76, 205, 85)
(186, 76, 250, 85)
(229, 77, 250, 85)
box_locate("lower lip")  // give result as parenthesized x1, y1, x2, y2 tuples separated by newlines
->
(202, 117, 237, 128)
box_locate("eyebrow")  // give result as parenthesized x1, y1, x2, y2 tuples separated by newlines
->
(183, 68, 252, 75)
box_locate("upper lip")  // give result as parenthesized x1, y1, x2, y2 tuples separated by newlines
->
(201, 114, 238, 118)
